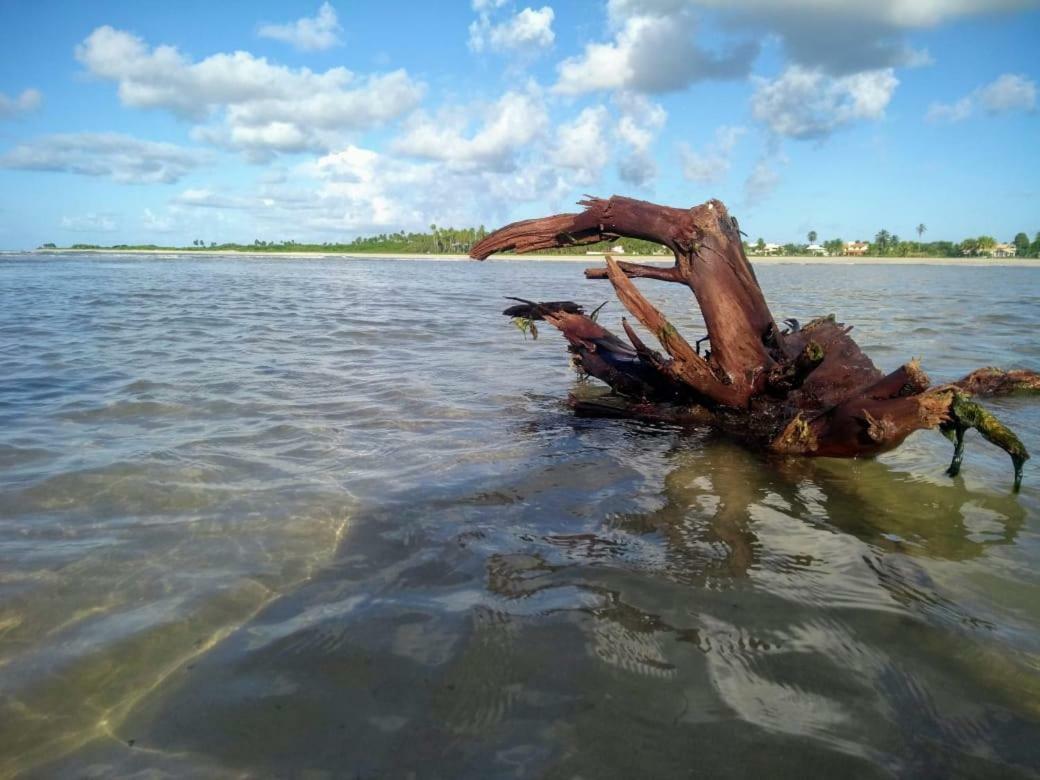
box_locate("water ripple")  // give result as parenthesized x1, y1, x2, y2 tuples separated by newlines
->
(1, 255, 1038, 778)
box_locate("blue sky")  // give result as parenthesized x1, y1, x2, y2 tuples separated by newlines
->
(0, 0, 1037, 248)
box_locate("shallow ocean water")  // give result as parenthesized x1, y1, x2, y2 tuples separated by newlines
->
(1, 254, 1038, 778)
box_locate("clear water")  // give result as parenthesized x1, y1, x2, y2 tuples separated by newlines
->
(1, 255, 1038, 778)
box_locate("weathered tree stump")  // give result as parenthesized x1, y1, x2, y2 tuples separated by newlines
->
(470, 196, 1038, 490)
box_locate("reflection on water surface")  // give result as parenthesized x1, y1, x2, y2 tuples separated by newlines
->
(1, 255, 1038, 777)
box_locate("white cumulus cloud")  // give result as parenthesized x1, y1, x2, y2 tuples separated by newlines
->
(470, 6, 555, 53)
(614, 93, 667, 186)
(174, 189, 253, 209)
(743, 149, 788, 206)
(392, 89, 549, 171)
(599, 0, 1028, 76)
(75, 26, 424, 157)
(751, 66, 898, 139)
(142, 208, 177, 233)
(978, 73, 1037, 112)
(258, 2, 342, 51)
(927, 73, 1037, 122)
(683, 0, 1037, 29)
(171, 85, 649, 240)
(61, 213, 118, 232)
(680, 126, 746, 184)
(925, 97, 973, 123)
(551, 106, 610, 184)
(554, 10, 756, 94)
(173, 140, 575, 237)
(0, 88, 42, 119)
(0, 133, 206, 184)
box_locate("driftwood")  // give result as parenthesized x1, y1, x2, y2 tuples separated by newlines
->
(471, 196, 1039, 490)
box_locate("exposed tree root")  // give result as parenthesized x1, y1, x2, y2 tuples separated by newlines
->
(477, 196, 1038, 490)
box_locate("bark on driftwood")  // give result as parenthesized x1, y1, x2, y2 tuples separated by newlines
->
(471, 196, 1039, 490)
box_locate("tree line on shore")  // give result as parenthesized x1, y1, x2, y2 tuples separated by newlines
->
(748, 227, 1040, 258)
(41, 225, 1040, 258)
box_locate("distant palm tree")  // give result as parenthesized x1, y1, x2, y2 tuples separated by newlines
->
(916, 223, 926, 240)
(807, 230, 817, 244)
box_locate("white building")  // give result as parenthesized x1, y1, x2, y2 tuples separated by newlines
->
(749, 242, 783, 256)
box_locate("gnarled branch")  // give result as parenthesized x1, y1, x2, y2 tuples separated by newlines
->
(481, 196, 1035, 489)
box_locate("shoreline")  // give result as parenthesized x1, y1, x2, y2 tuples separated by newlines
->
(22, 248, 1039, 267)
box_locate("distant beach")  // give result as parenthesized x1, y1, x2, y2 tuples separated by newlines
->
(30, 247, 1039, 267)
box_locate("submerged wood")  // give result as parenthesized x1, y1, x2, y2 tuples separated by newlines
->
(474, 196, 1039, 490)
